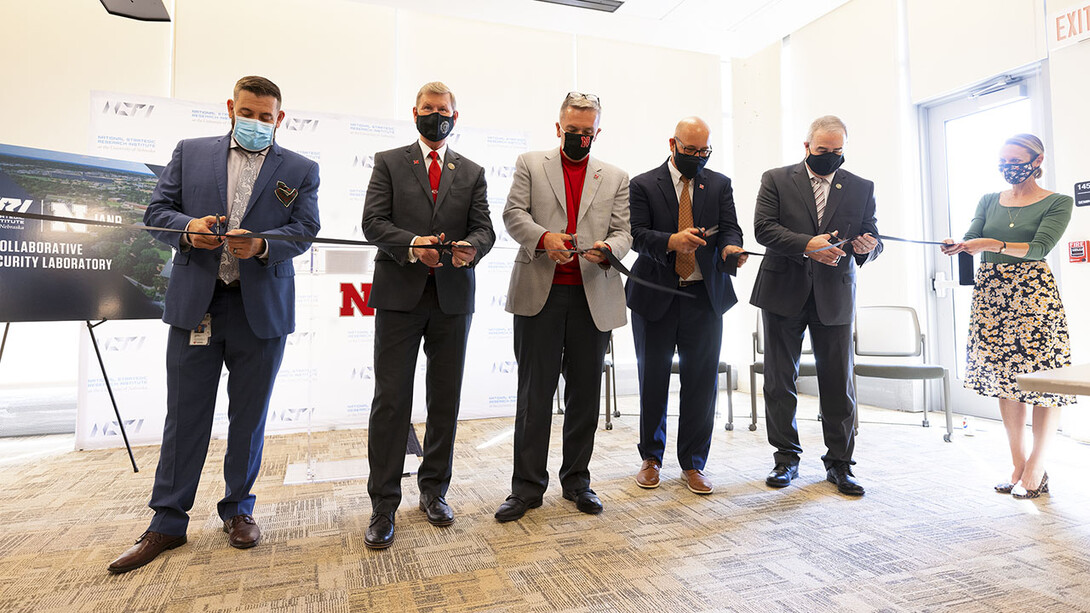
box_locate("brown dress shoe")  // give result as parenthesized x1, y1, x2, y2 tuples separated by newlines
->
(635, 458, 661, 489)
(107, 531, 186, 574)
(683, 469, 713, 494)
(223, 514, 261, 549)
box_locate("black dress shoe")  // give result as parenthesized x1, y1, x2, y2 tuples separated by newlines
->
(419, 494, 455, 526)
(494, 495, 542, 523)
(364, 512, 395, 549)
(765, 463, 799, 488)
(826, 462, 865, 496)
(562, 488, 603, 515)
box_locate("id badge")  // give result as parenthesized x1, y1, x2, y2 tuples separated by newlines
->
(190, 313, 212, 346)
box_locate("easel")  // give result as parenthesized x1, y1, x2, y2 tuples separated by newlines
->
(0, 316, 138, 469)
(85, 320, 139, 473)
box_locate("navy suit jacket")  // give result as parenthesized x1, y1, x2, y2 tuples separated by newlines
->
(749, 161, 881, 326)
(362, 142, 495, 314)
(144, 134, 321, 339)
(626, 160, 743, 321)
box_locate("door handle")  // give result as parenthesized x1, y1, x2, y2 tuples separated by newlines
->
(932, 271, 957, 298)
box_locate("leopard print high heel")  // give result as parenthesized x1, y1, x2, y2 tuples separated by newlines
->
(994, 482, 1015, 494)
(1012, 472, 1049, 499)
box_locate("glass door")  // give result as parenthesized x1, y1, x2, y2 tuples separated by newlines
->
(922, 67, 1052, 420)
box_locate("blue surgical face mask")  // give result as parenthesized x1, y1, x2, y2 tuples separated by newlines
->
(232, 116, 275, 152)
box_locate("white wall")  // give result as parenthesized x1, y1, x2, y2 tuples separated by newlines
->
(0, 0, 721, 408)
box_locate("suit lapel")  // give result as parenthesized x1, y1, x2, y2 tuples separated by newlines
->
(655, 163, 680, 230)
(404, 144, 434, 204)
(691, 170, 707, 225)
(213, 135, 230, 214)
(575, 158, 603, 224)
(819, 171, 846, 233)
(433, 148, 458, 213)
(242, 143, 284, 222)
(543, 149, 566, 216)
(791, 163, 819, 231)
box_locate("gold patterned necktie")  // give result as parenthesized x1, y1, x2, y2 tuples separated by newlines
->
(218, 151, 260, 284)
(675, 176, 695, 279)
(812, 175, 827, 226)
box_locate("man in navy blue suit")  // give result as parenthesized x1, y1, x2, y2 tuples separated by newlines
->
(108, 76, 320, 573)
(626, 117, 746, 495)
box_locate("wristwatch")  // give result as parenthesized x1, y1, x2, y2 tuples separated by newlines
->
(998, 240, 1007, 255)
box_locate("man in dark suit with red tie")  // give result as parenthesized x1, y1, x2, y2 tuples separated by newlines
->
(627, 117, 746, 495)
(750, 115, 881, 496)
(361, 81, 495, 549)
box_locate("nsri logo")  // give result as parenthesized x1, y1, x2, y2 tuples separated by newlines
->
(491, 360, 517, 374)
(101, 100, 155, 118)
(0, 198, 32, 213)
(352, 154, 375, 169)
(350, 365, 375, 380)
(101, 336, 146, 352)
(284, 118, 320, 132)
(270, 407, 312, 422)
(90, 419, 144, 437)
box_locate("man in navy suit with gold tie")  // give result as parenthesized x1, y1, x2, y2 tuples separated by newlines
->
(627, 117, 746, 495)
(362, 81, 494, 549)
(108, 76, 320, 573)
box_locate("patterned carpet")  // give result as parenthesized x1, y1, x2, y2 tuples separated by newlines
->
(2, 393, 1090, 613)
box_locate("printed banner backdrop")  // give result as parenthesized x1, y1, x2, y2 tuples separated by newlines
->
(0, 144, 168, 322)
(77, 91, 525, 450)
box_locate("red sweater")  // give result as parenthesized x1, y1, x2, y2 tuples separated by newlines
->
(537, 154, 588, 285)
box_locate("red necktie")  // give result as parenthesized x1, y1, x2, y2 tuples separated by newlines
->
(429, 150, 441, 202)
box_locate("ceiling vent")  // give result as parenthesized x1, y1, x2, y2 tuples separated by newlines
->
(535, 0, 624, 13)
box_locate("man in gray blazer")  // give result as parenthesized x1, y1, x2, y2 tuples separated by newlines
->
(496, 92, 631, 522)
(361, 81, 495, 549)
(750, 115, 881, 496)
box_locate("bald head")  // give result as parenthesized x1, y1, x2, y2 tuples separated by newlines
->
(674, 117, 710, 143)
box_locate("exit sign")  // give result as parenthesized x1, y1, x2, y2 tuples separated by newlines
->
(1050, 2, 1090, 51)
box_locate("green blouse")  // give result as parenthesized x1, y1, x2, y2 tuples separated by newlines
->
(962, 192, 1073, 263)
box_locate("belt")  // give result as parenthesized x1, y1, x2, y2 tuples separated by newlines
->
(216, 279, 241, 290)
(678, 279, 703, 287)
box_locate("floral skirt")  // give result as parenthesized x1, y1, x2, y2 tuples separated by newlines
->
(965, 261, 1075, 407)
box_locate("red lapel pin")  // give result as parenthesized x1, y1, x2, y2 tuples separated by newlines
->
(413, 159, 420, 165)
(699, 184, 705, 189)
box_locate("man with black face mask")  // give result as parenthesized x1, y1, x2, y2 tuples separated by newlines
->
(750, 115, 882, 497)
(496, 92, 632, 522)
(626, 117, 746, 495)
(361, 81, 495, 549)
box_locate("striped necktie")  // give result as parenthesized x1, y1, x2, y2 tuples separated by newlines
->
(812, 175, 827, 226)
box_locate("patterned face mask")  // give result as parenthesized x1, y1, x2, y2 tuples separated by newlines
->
(999, 160, 1036, 185)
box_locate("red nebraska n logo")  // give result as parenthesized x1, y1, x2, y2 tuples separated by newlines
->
(580, 136, 592, 148)
(339, 283, 375, 316)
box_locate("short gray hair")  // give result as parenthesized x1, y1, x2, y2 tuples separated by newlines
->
(806, 115, 847, 143)
(559, 92, 601, 122)
(416, 81, 456, 111)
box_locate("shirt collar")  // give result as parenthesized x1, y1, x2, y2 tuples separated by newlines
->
(418, 139, 448, 162)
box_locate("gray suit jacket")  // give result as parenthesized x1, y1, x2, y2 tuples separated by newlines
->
(362, 142, 495, 314)
(749, 161, 882, 326)
(503, 148, 632, 331)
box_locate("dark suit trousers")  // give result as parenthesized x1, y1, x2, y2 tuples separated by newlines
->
(511, 285, 610, 499)
(368, 277, 471, 514)
(762, 292, 856, 469)
(149, 284, 287, 536)
(633, 284, 720, 471)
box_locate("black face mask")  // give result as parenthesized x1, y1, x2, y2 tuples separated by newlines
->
(673, 147, 709, 179)
(416, 112, 454, 142)
(562, 131, 593, 161)
(806, 150, 845, 176)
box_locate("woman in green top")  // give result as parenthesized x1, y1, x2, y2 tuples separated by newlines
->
(941, 133, 1075, 500)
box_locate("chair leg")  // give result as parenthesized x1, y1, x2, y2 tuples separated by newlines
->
(603, 364, 613, 431)
(749, 367, 758, 431)
(851, 373, 858, 436)
(611, 362, 619, 417)
(724, 364, 734, 431)
(921, 378, 930, 428)
(942, 371, 953, 442)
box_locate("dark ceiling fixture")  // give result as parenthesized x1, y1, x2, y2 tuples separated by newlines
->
(99, 0, 171, 22)
(535, 0, 624, 13)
